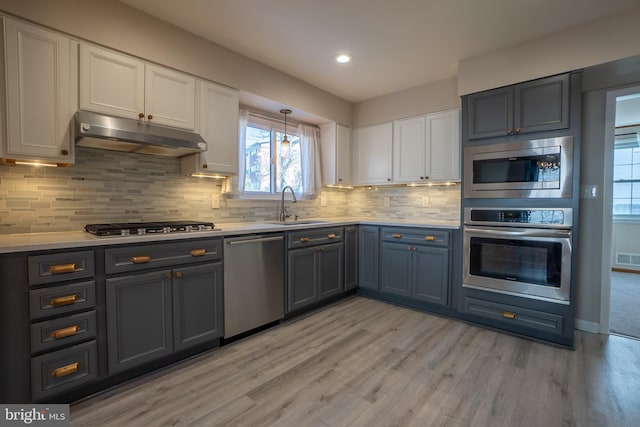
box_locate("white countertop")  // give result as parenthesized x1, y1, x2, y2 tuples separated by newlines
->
(0, 217, 460, 253)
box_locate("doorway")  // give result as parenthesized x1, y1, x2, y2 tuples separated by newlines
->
(605, 87, 640, 339)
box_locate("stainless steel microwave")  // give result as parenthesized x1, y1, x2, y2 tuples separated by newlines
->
(463, 136, 573, 198)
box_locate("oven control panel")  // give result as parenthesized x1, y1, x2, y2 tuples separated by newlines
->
(464, 208, 572, 228)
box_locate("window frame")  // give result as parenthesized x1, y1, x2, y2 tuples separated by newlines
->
(612, 143, 640, 222)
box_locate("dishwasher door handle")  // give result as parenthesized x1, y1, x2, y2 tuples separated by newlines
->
(226, 236, 284, 245)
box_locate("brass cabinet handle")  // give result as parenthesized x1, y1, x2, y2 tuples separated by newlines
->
(138, 113, 145, 119)
(130, 255, 151, 264)
(49, 295, 78, 307)
(506, 128, 512, 134)
(165, 272, 172, 279)
(501, 311, 516, 319)
(392, 233, 402, 239)
(300, 237, 310, 243)
(51, 325, 80, 340)
(515, 128, 521, 134)
(424, 236, 436, 241)
(327, 233, 336, 239)
(175, 271, 183, 278)
(147, 114, 153, 120)
(49, 263, 77, 274)
(52, 362, 79, 378)
(190, 248, 206, 257)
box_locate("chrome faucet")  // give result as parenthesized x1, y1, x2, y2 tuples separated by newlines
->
(279, 186, 297, 222)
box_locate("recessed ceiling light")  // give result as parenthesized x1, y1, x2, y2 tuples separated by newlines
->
(336, 54, 351, 64)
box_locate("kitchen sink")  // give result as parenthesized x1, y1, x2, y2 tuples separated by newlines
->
(266, 220, 330, 226)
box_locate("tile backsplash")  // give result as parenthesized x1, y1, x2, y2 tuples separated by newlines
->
(0, 148, 460, 234)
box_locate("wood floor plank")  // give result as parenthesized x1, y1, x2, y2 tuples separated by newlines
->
(71, 296, 640, 427)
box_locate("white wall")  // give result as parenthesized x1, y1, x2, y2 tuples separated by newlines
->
(0, 0, 352, 126)
(612, 223, 640, 271)
(458, 6, 640, 95)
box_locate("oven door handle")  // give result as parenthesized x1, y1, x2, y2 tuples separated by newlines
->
(464, 226, 571, 239)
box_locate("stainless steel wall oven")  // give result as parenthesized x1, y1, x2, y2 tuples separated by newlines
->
(464, 136, 573, 198)
(463, 208, 572, 304)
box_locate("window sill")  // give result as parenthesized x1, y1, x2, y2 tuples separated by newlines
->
(613, 216, 640, 224)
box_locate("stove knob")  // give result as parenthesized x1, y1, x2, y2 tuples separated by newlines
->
(121, 229, 130, 236)
(162, 227, 171, 234)
(185, 225, 193, 232)
(137, 228, 146, 235)
(198, 224, 205, 232)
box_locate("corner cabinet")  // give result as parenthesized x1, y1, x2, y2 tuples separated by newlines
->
(353, 123, 393, 185)
(320, 122, 352, 186)
(1, 18, 76, 164)
(181, 82, 239, 176)
(392, 109, 460, 184)
(466, 73, 569, 140)
(79, 44, 196, 130)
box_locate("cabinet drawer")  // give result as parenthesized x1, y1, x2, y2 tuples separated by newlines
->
(31, 311, 97, 354)
(31, 340, 98, 401)
(29, 281, 96, 320)
(461, 296, 564, 335)
(381, 227, 449, 247)
(288, 227, 344, 248)
(105, 238, 222, 274)
(28, 250, 94, 285)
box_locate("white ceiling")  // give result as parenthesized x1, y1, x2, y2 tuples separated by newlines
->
(119, 0, 639, 103)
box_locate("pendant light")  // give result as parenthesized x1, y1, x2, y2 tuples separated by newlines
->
(280, 109, 292, 146)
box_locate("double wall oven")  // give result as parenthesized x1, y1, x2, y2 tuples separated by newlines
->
(462, 136, 575, 306)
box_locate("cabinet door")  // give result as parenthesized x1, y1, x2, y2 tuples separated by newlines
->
(79, 44, 145, 120)
(354, 123, 393, 185)
(336, 124, 353, 185)
(380, 242, 412, 297)
(318, 243, 344, 300)
(320, 123, 352, 186)
(413, 246, 449, 306)
(344, 226, 358, 290)
(106, 271, 173, 374)
(4, 19, 74, 163)
(172, 263, 223, 352)
(393, 116, 426, 183)
(194, 81, 239, 174)
(358, 226, 379, 290)
(287, 247, 318, 312)
(426, 109, 460, 182)
(514, 74, 569, 134)
(466, 87, 513, 140)
(145, 64, 196, 130)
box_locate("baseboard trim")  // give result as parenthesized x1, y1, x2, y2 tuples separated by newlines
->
(575, 319, 600, 333)
(612, 267, 640, 274)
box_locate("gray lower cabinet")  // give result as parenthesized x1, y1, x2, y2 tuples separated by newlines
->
(358, 226, 379, 290)
(107, 262, 222, 374)
(344, 226, 358, 290)
(379, 228, 450, 307)
(467, 73, 569, 139)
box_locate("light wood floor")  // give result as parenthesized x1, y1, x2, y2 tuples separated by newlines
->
(70, 296, 640, 426)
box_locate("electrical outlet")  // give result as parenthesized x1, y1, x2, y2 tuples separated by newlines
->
(421, 196, 430, 207)
(383, 197, 390, 207)
(320, 196, 327, 207)
(211, 194, 220, 209)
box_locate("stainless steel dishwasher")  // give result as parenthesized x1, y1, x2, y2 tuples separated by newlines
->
(223, 234, 285, 338)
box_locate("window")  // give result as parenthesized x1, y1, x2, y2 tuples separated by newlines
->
(243, 116, 302, 196)
(613, 144, 640, 216)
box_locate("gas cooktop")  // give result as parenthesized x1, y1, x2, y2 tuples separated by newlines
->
(85, 221, 215, 237)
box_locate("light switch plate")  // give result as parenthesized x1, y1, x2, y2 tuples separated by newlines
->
(421, 196, 430, 207)
(320, 196, 327, 207)
(211, 194, 220, 209)
(580, 185, 598, 199)
(383, 197, 390, 207)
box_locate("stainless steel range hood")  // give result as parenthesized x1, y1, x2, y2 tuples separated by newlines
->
(74, 111, 207, 157)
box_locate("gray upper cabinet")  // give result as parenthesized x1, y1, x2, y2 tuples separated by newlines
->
(467, 73, 569, 140)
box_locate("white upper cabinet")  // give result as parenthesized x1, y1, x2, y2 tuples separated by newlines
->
(79, 44, 196, 130)
(353, 122, 393, 185)
(426, 109, 460, 182)
(392, 109, 460, 184)
(181, 81, 239, 176)
(320, 122, 352, 186)
(2, 18, 76, 164)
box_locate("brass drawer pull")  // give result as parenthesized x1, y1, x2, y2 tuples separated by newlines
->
(392, 233, 402, 239)
(327, 233, 336, 239)
(52, 362, 79, 378)
(424, 236, 436, 241)
(501, 311, 516, 319)
(190, 248, 206, 257)
(49, 263, 77, 274)
(49, 295, 78, 307)
(130, 255, 151, 264)
(300, 237, 310, 243)
(51, 325, 80, 340)
(175, 271, 183, 278)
